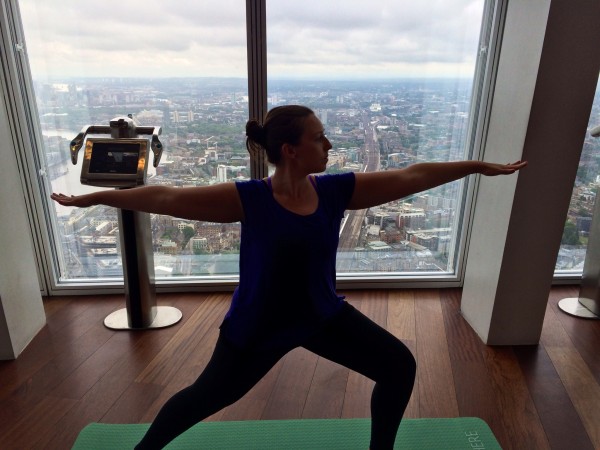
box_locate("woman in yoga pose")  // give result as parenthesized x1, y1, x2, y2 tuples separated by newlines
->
(52, 105, 526, 449)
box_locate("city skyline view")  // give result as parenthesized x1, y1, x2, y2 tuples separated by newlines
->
(40, 76, 475, 279)
(36, 75, 600, 281)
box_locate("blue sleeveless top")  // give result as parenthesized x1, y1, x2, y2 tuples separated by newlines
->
(221, 172, 356, 350)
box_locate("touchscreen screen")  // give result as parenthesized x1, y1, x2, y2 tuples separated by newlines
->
(88, 142, 141, 174)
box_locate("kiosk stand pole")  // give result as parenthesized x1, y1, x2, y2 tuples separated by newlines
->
(104, 208, 182, 330)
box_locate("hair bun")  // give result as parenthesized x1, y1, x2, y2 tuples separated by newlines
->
(246, 119, 266, 146)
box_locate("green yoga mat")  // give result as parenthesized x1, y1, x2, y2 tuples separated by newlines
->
(72, 417, 501, 449)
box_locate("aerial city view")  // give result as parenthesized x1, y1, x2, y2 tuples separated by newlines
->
(37, 77, 599, 280)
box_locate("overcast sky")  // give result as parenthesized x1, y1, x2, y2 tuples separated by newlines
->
(19, 0, 484, 80)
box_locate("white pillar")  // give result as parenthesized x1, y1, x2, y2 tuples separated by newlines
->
(0, 87, 46, 360)
(462, 0, 600, 344)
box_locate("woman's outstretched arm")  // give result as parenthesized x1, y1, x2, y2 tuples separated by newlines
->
(348, 160, 527, 210)
(51, 182, 244, 223)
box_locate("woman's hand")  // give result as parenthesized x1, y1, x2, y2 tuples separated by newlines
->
(479, 160, 528, 176)
(51, 192, 96, 208)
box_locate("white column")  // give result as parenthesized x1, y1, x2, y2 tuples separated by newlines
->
(0, 87, 46, 360)
(462, 0, 600, 344)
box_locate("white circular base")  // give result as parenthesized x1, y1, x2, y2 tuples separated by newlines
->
(104, 306, 183, 330)
(558, 298, 599, 319)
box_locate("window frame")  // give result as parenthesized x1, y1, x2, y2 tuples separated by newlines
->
(1, 0, 558, 295)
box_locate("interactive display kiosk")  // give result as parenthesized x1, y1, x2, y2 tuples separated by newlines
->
(70, 116, 182, 330)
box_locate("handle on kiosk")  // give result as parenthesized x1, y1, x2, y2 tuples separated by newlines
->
(136, 125, 164, 167)
(70, 125, 111, 164)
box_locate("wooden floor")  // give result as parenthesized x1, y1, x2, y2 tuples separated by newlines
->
(0, 286, 599, 449)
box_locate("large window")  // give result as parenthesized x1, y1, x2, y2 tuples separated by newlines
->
(14, 0, 496, 289)
(267, 0, 486, 277)
(19, 1, 248, 284)
(556, 83, 600, 275)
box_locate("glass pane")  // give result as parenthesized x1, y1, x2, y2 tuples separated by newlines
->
(555, 82, 600, 274)
(267, 0, 486, 275)
(19, 1, 247, 281)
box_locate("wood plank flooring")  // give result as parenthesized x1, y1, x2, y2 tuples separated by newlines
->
(0, 286, 598, 449)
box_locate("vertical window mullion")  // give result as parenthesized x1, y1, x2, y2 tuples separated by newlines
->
(246, 0, 268, 179)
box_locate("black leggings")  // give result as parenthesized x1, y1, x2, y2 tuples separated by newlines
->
(135, 303, 416, 450)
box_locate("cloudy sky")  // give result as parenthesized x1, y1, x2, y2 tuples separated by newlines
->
(19, 0, 484, 80)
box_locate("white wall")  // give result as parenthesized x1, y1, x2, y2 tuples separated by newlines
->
(0, 84, 46, 360)
(462, 0, 600, 344)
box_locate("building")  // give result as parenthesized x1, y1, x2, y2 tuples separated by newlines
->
(217, 164, 228, 182)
